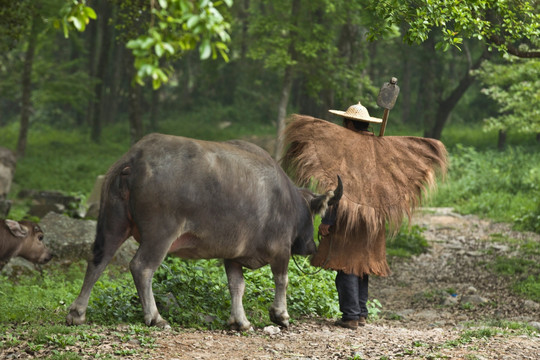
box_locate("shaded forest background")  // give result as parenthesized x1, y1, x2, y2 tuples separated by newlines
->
(0, 0, 539, 226)
(0, 3, 539, 350)
(1, 0, 538, 154)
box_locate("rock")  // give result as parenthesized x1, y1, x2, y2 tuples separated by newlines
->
(0, 147, 16, 198)
(466, 286, 477, 294)
(442, 294, 458, 306)
(157, 292, 180, 314)
(218, 121, 232, 129)
(29, 203, 66, 218)
(202, 315, 217, 324)
(39, 212, 138, 267)
(263, 326, 281, 335)
(522, 300, 539, 311)
(0, 257, 37, 276)
(85, 175, 105, 219)
(461, 295, 489, 305)
(0, 199, 11, 218)
(490, 243, 510, 252)
(414, 310, 440, 322)
(395, 309, 414, 320)
(529, 322, 540, 331)
(20, 190, 85, 218)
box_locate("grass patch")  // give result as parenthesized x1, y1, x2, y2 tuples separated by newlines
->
(387, 224, 429, 258)
(0, 113, 276, 220)
(513, 275, 540, 302)
(430, 144, 540, 233)
(0, 322, 158, 359)
(485, 235, 540, 302)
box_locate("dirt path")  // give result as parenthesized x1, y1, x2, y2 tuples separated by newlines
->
(149, 208, 540, 360)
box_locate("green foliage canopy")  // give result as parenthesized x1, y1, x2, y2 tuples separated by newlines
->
(475, 59, 540, 134)
(367, 0, 540, 57)
(125, 0, 233, 89)
(247, 0, 380, 105)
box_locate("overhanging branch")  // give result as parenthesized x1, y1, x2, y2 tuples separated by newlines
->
(489, 35, 540, 58)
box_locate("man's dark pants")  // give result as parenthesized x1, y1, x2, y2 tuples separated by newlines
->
(335, 271, 369, 321)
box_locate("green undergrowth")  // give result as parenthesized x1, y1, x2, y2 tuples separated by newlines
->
(430, 143, 540, 233)
(486, 234, 540, 302)
(0, 114, 276, 219)
(387, 224, 429, 258)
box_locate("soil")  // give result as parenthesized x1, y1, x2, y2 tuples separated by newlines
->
(4, 208, 540, 359)
(147, 207, 540, 360)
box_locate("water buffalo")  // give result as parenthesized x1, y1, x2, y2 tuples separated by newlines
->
(0, 219, 52, 270)
(67, 133, 342, 330)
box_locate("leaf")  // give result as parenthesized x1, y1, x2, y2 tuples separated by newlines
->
(162, 42, 175, 54)
(155, 43, 164, 57)
(186, 15, 200, 29)
(68, 16, 82, 31)
(199, 39, 211, 59)
(84, 6, 97, 20)
(158, 0, 168, 9)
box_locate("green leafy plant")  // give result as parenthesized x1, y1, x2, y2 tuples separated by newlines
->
(431, 144, 540, 233)
(387, 224, 429, 257)
(367, 299, 382, 320)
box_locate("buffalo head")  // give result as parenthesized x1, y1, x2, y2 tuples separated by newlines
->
(292, 176, 343, 255)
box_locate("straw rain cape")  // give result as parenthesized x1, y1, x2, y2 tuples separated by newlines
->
(282, 115, 448, 277)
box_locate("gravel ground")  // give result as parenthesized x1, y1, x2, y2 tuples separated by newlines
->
(148, 207, 540, 360)
(2, 208, 539, 359)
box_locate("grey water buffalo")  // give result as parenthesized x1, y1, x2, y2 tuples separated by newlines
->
(0, 219, 52, 270)
(66, 133, 342, 330)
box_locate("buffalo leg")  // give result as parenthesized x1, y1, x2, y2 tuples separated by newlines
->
(130, 238, 171, 328)
(269, 259, 290, 327)
(224, 259, 251, 331)
(66, 232, 126, 325)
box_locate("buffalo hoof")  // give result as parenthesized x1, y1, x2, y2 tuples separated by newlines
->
(269, 308, 289, 328)
(145, 315, 171, 329)
(228, 317, 252, 331)
(154, 320, 171, 330)
(66, 309, 86, 326)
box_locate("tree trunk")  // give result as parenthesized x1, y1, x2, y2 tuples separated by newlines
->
(16, 13, 39, 158)
(419, 39, 437, 136)
(128, 83, 144, 145)
(274, 66, 294, 159)
(400, 48, 412, 123)
(426, 50, 489, 139)
(274, 0, 300, 160)
(91, 0, 112, 143)
(126, 52, 144, 144)
(149, 88, 159, 131)
(497, 130, 507, 150)
(84, 0, 99, 127)
(105, 41, 124, 124)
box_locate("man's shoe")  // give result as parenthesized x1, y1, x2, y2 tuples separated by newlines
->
(335, 319, 358, 330)
(358, 317, 366, 326)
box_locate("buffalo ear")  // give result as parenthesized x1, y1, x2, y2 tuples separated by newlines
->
(328, 175, 343, 206)
(5, 219, 28, 238)
(309, 194, 331, 217)
(309, 176, 343, 216)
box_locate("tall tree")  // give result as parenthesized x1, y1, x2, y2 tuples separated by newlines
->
(364, 0, 539, 138)
(426, 47, 490, 139)
(367, 0, 539, 58)
(0, 0, 95, 156)
(90, 0, 113, 143)
(475, 58, 540, 147)
(248, 0, 378, 158)
(17, 10, 39, 158)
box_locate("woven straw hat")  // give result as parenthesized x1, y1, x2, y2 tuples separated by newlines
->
(329, 102, 382, 124)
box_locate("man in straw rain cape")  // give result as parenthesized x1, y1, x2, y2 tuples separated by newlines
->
(282, 98, 447, 330)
